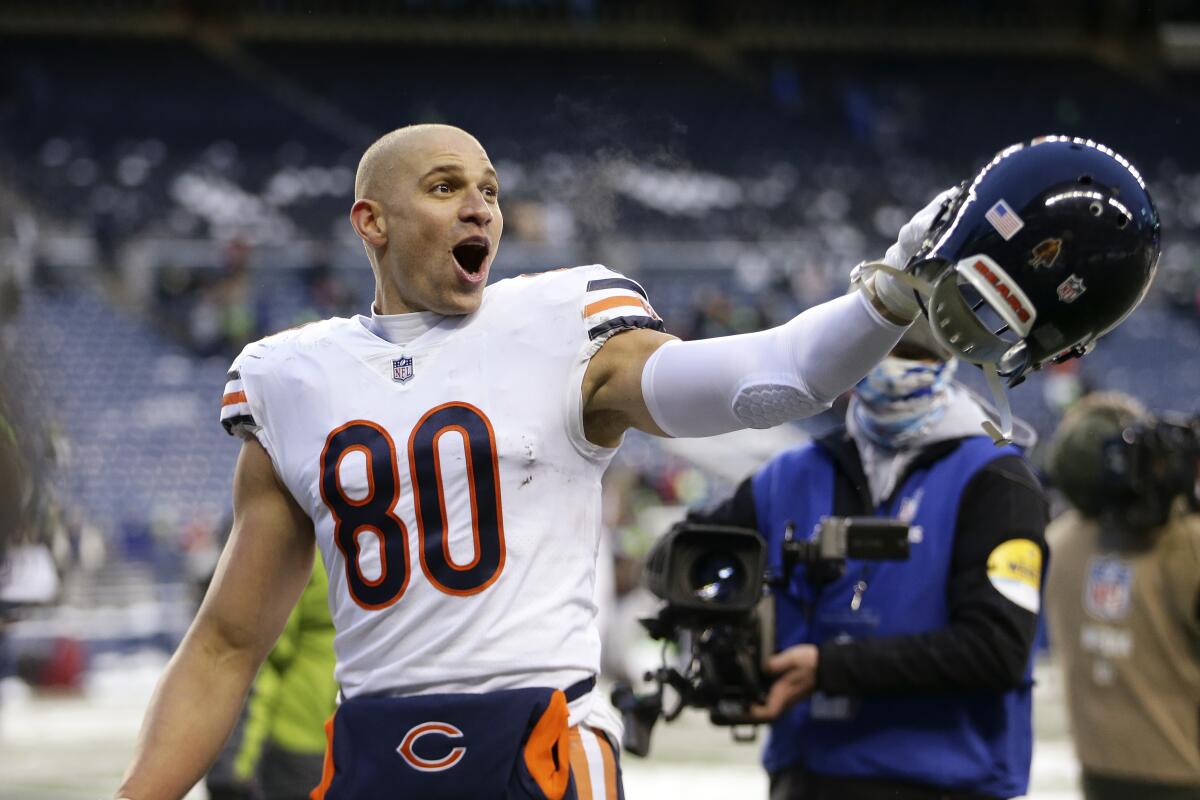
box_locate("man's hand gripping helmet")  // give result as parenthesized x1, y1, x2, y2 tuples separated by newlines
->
(884, 136, 1161, 442)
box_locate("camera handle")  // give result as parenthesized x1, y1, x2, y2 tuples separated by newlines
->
(611, 641, 700, 757)
(610, 680, 661, 758)
(611, 670, 694, 756)
(773, 517, 910, 589)
(773, 520, 848, 589)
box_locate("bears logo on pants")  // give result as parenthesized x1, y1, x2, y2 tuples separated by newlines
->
(397, 722, 467, 772)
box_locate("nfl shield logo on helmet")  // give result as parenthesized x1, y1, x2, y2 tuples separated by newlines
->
(1057, 274, 1086, 303)
(393, 356, 414, 383)
(1085, 557, 1132, 621)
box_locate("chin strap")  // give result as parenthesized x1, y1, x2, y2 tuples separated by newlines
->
(850, 260, 936, 324)
(869, 259, 935, 295)
(851, 259, 936, 297)
(980, 361, 1015, 446)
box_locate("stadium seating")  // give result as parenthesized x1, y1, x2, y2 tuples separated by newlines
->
(3, 33, 1199, 573)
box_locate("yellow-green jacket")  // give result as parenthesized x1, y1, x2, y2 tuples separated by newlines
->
(233, 559, 338, 780)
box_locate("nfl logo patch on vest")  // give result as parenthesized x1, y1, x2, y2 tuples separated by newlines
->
(393, 356, 414, 383)
(1085, 556, 1132, 621)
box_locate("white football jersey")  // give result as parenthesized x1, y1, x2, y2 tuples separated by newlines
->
(219, 265, 661, 715)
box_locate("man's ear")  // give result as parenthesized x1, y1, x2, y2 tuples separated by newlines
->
(350, 199, 387, 247)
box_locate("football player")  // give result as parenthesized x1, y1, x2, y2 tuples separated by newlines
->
(115, 127, 1158, 800)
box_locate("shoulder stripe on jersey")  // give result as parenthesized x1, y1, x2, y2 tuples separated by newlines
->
(588, 315, 664, 341)
(220, 370, 256, 437)
(586, 277, 647, 299)
(583, 294, 654, 319)
(220, 399, 254, 419)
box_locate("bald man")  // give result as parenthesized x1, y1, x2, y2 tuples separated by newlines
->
(116, 125, 947, 800)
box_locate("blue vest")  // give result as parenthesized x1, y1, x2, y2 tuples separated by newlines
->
(753, 436, 1033, 798)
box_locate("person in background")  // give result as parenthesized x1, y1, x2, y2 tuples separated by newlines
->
(1044, 392, 1200, 800)
(205, 558, 337, 800)
(0, 357, 62, 690)
(692, 316, 1048, 800)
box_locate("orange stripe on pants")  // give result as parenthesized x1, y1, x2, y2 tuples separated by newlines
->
(567, 727, 593, 800)
(594, 729, 619, 800)
(310, 712, 337, 800)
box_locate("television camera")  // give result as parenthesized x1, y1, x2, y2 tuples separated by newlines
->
(1101, 413, 1200, 533)
(612, 516, 910, 757)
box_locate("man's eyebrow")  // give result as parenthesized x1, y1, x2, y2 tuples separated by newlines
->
(420, 164, 467, 180)
(419, 164, 499, 183)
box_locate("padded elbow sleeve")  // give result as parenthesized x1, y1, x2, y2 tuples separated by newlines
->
(641, 291, 907, 438)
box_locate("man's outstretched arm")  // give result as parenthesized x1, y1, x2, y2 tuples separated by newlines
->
(116, 440, 315, 800)
(582, 288, 909, 446)
(581, 189, 957, 446)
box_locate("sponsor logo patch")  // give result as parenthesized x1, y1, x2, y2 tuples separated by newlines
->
(986, 538, 1043, 613)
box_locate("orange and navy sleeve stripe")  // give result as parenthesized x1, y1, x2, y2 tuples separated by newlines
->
(583, 276, 663, 341)
(220, 369, 257, 437)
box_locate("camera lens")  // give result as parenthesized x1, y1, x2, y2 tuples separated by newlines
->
(689, 552, 746, 604)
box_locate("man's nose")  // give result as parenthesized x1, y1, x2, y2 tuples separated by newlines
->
(459, 187, 494, 227)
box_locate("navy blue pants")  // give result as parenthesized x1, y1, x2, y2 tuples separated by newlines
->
(312, 679, 622, 800)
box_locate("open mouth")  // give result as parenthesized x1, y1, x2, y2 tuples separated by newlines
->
(452, 238, 490, 278)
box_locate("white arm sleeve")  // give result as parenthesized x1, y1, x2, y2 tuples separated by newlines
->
(640, 291, 908, 438)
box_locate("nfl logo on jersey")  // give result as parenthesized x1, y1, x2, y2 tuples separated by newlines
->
(393, 356, 414, 383)
(1085, 556, 1132, 621)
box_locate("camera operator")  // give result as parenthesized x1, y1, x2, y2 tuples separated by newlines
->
(1044, 392, 1200, 800)
(691, 325, 1048, 800)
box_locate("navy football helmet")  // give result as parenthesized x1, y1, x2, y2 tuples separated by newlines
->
(908, 136, 1161, 387)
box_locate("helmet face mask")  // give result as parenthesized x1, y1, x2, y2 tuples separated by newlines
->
(910, 136, 1161, 386)
(917, 253, 1034, 381)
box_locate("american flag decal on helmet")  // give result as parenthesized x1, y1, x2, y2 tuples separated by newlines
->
(985, 199, 1025, 240)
